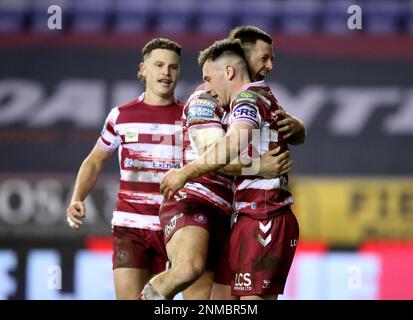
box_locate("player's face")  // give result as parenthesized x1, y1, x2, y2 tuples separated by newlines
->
(246, 39, 274, 81)
(140, 49, 180, 99)
(202, 60, 229, 106)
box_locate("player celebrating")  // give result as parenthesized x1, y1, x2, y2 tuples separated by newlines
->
(160, 39, 299, 300)
(229, 25, 306, 145)
(66, 38, 183, 299)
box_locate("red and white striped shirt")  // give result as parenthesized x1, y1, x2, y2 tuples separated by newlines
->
(229, 81, 294, 219)
(180, 86, 234, 215)
(97, 96, 184, 230)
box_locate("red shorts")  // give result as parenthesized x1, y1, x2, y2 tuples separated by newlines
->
(112, 226, 167, 275)
(159, 196, 233, 285)
(229, 209, 299, 296)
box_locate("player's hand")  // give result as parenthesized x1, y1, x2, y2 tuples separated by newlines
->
(160, 169, 188, 200)
(66, 201, 86, 231)
(275, 109, 304, 140)
(258, 147, 293, 178)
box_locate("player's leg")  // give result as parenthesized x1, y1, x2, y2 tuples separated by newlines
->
(112, 226, 157, 299)
(209, 213, 237, 300)
(113, 268, 151, 299)
(210, 283, 238, 300)
(182, 270, 214, 300)
(146, 225, 209, 299)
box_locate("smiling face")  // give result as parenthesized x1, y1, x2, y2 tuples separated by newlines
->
(202, 59, 230, 106)
(245, 39, 274, 81)
(139, 48, 180, 99)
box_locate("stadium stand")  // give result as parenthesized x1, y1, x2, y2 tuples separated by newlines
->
(0, 0, 411, 35)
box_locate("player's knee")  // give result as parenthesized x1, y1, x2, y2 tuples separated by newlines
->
(174, 258, 205, 284)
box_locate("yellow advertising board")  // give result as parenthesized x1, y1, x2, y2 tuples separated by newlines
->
(291, 177, 413, 246)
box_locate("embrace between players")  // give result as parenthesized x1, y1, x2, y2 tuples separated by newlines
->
(66, 26, 306, 300)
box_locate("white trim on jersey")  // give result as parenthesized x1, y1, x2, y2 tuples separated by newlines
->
(111, 211, 161, 230)
(101, 127, 116, 143)
(237, 177, 283, 190)
(280, 196, 295, 206)
(115, 122, 181, 136)
(184, 182, 233, 211)
(119, 191, 164, 205)
(97, 137, 121, 153)
(120, 169, 165, 183)
(125, 143, 182, 159)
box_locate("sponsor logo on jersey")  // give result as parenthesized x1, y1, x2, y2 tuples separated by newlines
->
(123, 158, 181, 169)
(240, 92, 253, 99)
(190, 99, 216, 108)
(164, 212, 184, 238)
(187, 100, 215, 123)
(258, 234, 272, 247)
(124, 158, 139, 168)
(232, 104, 258, 120)
(152, 162, 181, 169)
(234, 273, 253, 291)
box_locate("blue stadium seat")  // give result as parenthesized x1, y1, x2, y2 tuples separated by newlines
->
(71, 0, 112, 33)
(29, 0, 70, 33)
(237, 0, 281, 33)
(322, 0, 362, 34)
(364, 0, 403, 34)
(155, 0, 195, 34)
(196, 0, 237, 35)
(0, 0, 29, 32)
(112, 0, 154, 33)
(279, 0, 321, 34)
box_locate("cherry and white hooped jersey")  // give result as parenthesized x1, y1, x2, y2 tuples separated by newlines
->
(180, 86, 234, 215)
(229, 81, 294, 219)
(97, 95, 184, 230)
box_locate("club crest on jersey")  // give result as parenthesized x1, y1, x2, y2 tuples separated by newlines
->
(232, 104, 258, 119)
(125, 128, 139, 142)
(193, 214, 207, 224)
(262, 279, 271, 289)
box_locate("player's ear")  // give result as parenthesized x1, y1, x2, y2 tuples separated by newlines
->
(225, 65, 235, 80)
(137, 62, 146, 82)
(139, 62, 146, 77)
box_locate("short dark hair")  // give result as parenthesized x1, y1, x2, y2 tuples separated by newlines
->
(138, 38, 181, 82)
(141, 38, 181, 59)
(198, 39, 246, 67)
(228, 26, 272, 47)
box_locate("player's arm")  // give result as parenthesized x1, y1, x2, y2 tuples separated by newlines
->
(189, 125, 290, 178)
(220, 146, 292, 178)
(66, 145, 114, 230)
(160, 122, 251, 199)
(275, 108, 306, 145)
